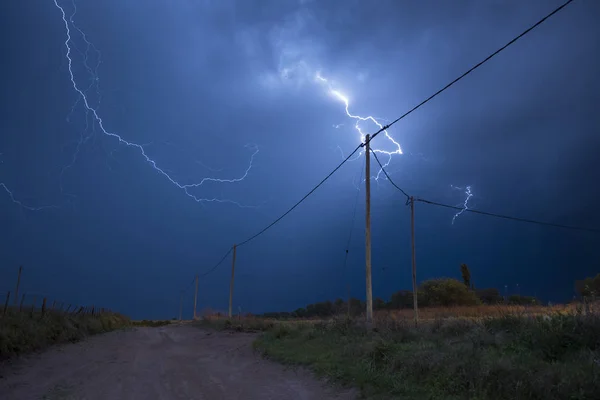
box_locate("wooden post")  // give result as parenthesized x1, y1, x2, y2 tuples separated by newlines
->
(228, 244, 237, 318)
(179, 291, 183, 321)
(3, 292, 10, 316)
(19, 294, 25, 313)
(365, 134, 373, 325)
(30, 296, 37, 317)
(14, 266, 22, 306)
(193, 275, 199, 320)
(347, 283, 351, 318)
(410, 197, 419, 326)
(41, 297, 47, 317)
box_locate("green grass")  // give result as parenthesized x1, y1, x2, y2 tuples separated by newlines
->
(0, 310, 130, 360)
(253, 313, 600, 399)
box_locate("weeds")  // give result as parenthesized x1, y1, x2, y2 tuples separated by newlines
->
(254, 311, 600, 399)
(0, 310, 130, 360)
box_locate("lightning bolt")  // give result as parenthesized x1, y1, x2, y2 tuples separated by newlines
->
(50, 0, 258, 209)
(451, 185, 473, 224)
(314, 71, 403, 180)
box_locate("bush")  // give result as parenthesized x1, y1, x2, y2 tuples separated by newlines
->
(419, 278, 481, 307)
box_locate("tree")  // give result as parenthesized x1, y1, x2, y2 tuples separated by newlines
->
(419, 278, 480, 307)
(389, 290, 414, 309)
(374, 297, 386, 310)
(508, 295, 538, 305)
(476, 288, 503, 304)
(576, 273, 600, 298)
(460, 263, 471, 288)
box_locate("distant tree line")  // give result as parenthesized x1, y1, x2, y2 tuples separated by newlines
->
(260, 263, 548, 319)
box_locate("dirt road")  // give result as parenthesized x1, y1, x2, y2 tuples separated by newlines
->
(0, 325, 356, 400)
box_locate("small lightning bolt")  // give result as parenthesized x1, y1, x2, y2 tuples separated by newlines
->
(314, 72, 402, 180)
(50, 0, 258, 209)
(451, 185, 473, 224)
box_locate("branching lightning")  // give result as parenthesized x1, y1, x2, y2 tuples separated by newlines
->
(49, 0, 258, 208)
(451, 185, 473, 224)
(314, 72, 402, 180)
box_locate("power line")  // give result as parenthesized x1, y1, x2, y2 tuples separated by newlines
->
(365, 0, 576, 145)
(183, 0, 577, 287)
(372, 155, 600, 234)
(198, 246, 233, 278)
(370, 149, 410, 201)
(237, 143, 363, 247)
(188, 143, 363, 281)
(416, 198, 600, 234)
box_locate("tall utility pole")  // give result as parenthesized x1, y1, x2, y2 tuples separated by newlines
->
(193, 275, 198, 320)
(178, 291, 183, 321)
(228, 244, 237, 318)
(365, 134, 373, 325)
(14, 265, 22, 306)
(410, 196, 419, 325)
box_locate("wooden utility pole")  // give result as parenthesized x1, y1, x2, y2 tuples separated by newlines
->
(365, 134, 373, 325)
(410, 196, 419, 325)
(193, 275, 198, 320)
(178, 291, 183, 321)
(228, 244, 237, 318)
(14, 266, 22, 306)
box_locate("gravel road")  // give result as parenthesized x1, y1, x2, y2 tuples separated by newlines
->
(0, 324, 356, 400)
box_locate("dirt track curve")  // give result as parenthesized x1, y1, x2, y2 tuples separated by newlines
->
(0, 324, 357, 400)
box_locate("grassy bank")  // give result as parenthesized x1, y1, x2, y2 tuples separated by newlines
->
(252, 312, 600, 399)
(0, 310, 130, 360)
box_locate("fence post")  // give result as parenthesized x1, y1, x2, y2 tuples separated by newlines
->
(3, 292, 10, 316)
(19, 294, 25, 313)
(14, 266, 22, 306)
(31, 296, 37, 317)
(41, 297, 47, 317)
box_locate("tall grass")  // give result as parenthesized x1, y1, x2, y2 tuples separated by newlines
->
(0, 309, 130, 360)
(251, 307, 600, 399)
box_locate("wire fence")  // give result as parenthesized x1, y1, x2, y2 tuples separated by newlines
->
(0, 286, 113, 320)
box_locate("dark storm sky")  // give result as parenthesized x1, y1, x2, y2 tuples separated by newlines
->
(1, 0, 599, 319)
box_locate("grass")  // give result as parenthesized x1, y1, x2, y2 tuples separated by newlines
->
(0, 309, 130, 360)
(230, 307, 600, 399)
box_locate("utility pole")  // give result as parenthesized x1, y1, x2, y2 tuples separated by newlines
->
(410, 196, 419, 325)
(365, 134, 373, 325)
(14, 265, 22, 306)
(193, 275, 198, 320)
(228, 244, 237, 318)
(178, 291, 183, 321)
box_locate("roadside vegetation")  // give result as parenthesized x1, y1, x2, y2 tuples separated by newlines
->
(253, 311, 599, 400)
(199, 270, 600, 399)
(0, 309, 130, 360)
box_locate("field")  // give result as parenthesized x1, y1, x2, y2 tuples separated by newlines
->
(201, 304, 600, 400)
